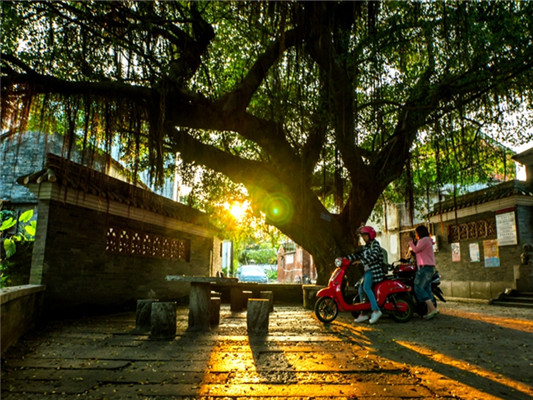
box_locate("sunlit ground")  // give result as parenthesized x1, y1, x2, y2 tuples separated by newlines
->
(2, 303, 532, 399)
(396, 340, 533, 399)
(442, 308, 533, 333)
(196, 305, 533, 399)
(326, 306, 533, 400)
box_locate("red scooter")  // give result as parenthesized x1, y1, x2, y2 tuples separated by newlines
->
(314, 257, 414, 323)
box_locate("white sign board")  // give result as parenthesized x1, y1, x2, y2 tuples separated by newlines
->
(390, 233, 398, 256)
(495, 211, 517, 246)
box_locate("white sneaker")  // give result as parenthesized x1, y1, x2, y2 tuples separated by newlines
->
(354, 314, 369, 323)
(369, 310, 383, 324)
(424, 309, 439, 320)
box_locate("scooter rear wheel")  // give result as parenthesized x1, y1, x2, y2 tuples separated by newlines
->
(314, 297, 338, 323)
(387, 293, 414, 323)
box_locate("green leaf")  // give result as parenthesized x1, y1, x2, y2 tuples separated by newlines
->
(3, 238, 16, 259)
(18, 209, 34, 223)
(1, 218, 16, 231)
(25, 224, 36, 238)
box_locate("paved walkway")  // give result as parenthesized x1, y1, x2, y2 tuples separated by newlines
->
(2, 301, 533, 399)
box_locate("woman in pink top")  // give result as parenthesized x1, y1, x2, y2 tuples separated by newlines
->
(408, 225, 439, 320)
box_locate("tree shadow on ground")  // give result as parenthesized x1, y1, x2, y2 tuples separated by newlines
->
(327, 311, 533, 400)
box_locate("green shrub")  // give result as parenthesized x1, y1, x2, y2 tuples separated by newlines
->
(1, 209, 36, 287)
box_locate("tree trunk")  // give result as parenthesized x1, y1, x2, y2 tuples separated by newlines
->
(276, 179, 383, 285)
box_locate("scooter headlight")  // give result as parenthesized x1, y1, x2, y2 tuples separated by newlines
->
(335, 257, 343, 267)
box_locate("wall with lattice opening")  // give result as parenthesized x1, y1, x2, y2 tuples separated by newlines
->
(106, 226, 190, 261)
(30, 199, 217, 314)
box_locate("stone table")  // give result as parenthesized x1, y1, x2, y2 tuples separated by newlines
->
(165, 275, 238, 331)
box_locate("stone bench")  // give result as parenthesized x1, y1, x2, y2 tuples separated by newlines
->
(302, 284, 325, 310)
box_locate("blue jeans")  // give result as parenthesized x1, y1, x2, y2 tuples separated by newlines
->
(359, 270, 379, 311)
(414, 266, 435, 303)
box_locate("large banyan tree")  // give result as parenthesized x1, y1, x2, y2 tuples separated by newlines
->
(2, 1, 533, 283)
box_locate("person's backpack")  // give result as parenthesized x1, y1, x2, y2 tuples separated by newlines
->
(381, 246, 389, 267)
(371, 241, 389, 273)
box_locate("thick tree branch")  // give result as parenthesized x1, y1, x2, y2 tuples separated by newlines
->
(166, 127, 271, 187)
(216, 29, 301, 114)
(2, 67, 154, 104)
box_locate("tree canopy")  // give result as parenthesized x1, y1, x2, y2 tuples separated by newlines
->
(2, 1, 533, 283)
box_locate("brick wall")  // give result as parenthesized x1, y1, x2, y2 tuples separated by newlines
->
(1, 132, 60, 204)
(32, 200, 216, 315)
(432, 206, 532, 299)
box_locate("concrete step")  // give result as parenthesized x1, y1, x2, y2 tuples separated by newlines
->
(491, 291, 533, 309)
(505, 291, 533, 298)
(498, 296, 533, 303)
(491, 300, 533, 309)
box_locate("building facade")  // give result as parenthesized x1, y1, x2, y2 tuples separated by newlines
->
(277, 242, 317, 284)
(2, 132, 222, 314)
(427, 180, 533, 299)
(375, 147, 533, 301)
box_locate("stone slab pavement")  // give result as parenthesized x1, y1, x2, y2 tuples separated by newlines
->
(1, 301, 533, 400)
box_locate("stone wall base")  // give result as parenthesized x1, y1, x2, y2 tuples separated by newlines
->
(440, 280, 513, 301)
(1, 285, 45, 354)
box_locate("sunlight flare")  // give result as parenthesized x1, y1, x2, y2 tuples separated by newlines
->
(224, 201, 250, 221)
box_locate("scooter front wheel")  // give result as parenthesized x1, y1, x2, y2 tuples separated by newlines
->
(315, 297, 339, 323)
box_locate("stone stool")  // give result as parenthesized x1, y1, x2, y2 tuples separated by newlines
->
(260, 290, 274, 312)
(209, 297, 221, 327)
(247, 298, 270, 334)
(135, 299, 158, 333)
(150, 302, 176, 340)
(230, 287, 244, 311)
